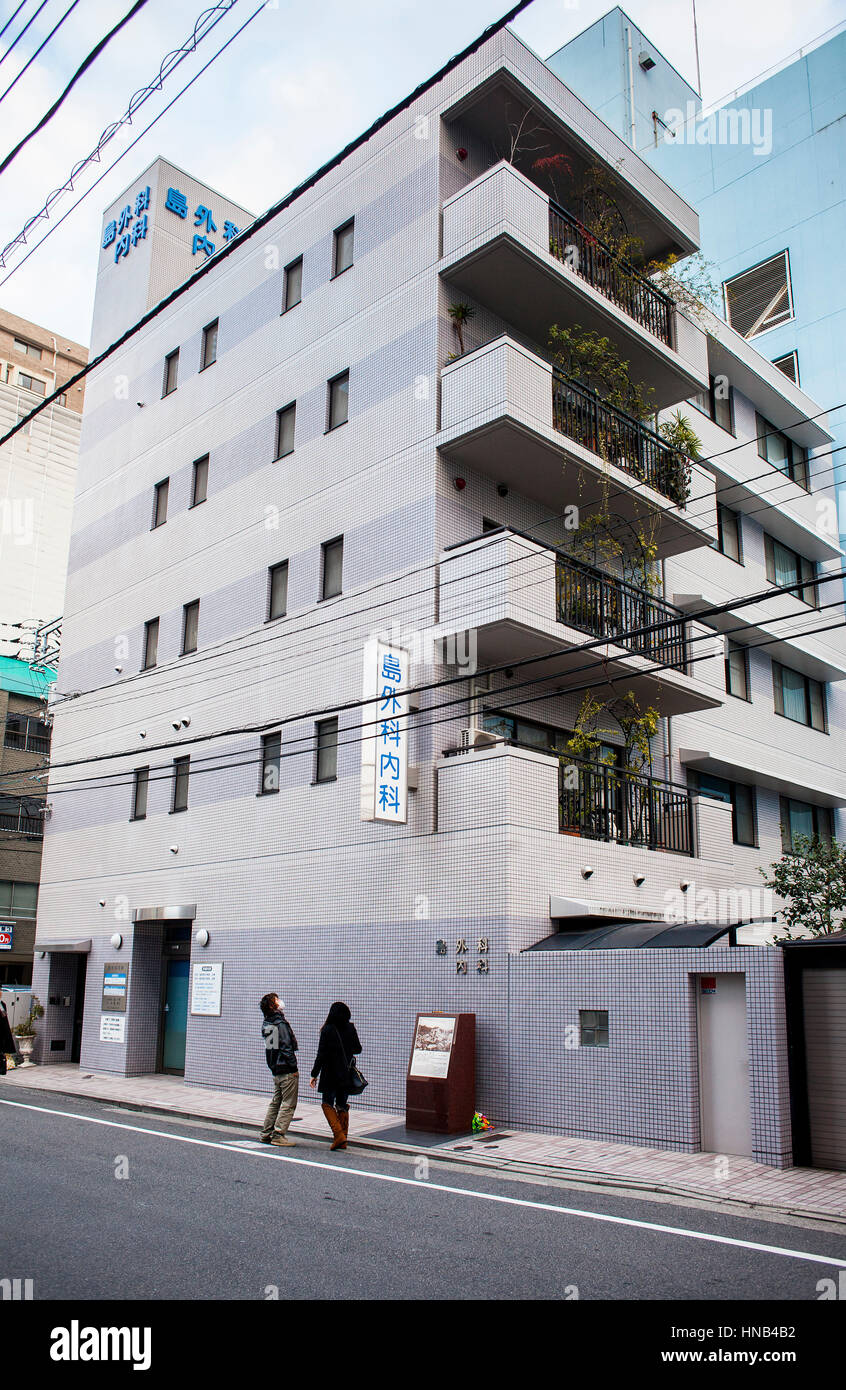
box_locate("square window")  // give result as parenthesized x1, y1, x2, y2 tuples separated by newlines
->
(327, 371, 349, 431)
(162, 349, 179, 397)
(275, 403, 296, 459)
(320, 536, 343, 600)
(260, 732, 281, 795)
(181, 600, 200, 655)
(171, 756, 190, 812)
(132, 767, 149, 820)
(201, 319, 218, 371)
(191, 455, 209, 507)
(283, 257, 303, 311)
(333, 219, 354, 277)
(152, 478, 169, 529)
(268, 561, 288, 620)
(11, 881, 38, 916)
(315, 717, 338, 783)
(724, 251, 793, 338)
(142, 618, 159, 670)
(579, 1009, 609, 1048)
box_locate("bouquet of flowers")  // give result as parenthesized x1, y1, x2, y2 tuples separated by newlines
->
(472, 1111, 494, 1134)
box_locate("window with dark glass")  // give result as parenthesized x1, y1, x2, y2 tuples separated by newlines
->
(274, 403, 296, 459)
(4, 715, 50, 752)
(191, 455, 209, 507)
(0, 881, 38, 916)
(201, 320, 218, 371)
(780, 797, 832, 852)
(283, 256, 303, 311)
(131, 767, 149, 820)
(315, 717, 338, 783)
(171, 756, 190, 812)
(162, 349, 179, 397)
(764, 533, 818, 606)
(756, 414, 809, 489)
(327, 371, 349, 430)
(579, 1010, 609, 1047)
(689, 375, 734, 433)
(320, 537, 343, 600)
(18, 372, 45, 395)
(152, 478, 169, 529)
(688, 771, 757, 847)
(725, 639, 750, 700)
(772, 660, 826, 731)
(716, 504, 742, 563)
(13, 337, 42, 360)
(267, 561, 288, 620)
(181, 600, 200, 655)
(259, 732, 281, 795)
(332, 219, 354, 277)
(142, 618, 159, 670)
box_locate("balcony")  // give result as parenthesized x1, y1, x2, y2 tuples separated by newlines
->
(0, 799, 43, 839)
(438, 336, 716, 558)
(437, 530, 723, 718)
(440, 162, 708, 410)
(559, 754, 693, 855)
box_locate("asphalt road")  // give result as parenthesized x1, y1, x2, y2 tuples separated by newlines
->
(1, 1086, 845, 1302)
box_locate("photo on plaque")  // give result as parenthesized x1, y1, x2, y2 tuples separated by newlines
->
(409, 1015, 457, 1078)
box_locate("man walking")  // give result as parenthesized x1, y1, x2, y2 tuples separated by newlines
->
(259, 994, 299, 1147)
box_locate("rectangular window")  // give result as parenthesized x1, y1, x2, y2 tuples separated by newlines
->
(181, 600, 200, 656)
(13, 337, 42, 359)
(780, 797, 833, 852)
(579, 1009, 609, 1048)
(756, 414, 809, 490)
(688, 376, 734, 433)
(716, 504, 742, 563)
(283, 256, 303, 311)
(267, 561, 288, 620)
(4, 715, 50, 753)
(132, 767, 149, 820)
(725, 640, 750, 700)
(320, 536, 343, 600)
(56, 392, 67, 407)
(327, 371, 349, 431)
(773, 660, 826, 731)
(688, 772, 756, 847)
(259, 732, 281, 795)
(201, 319, 219, 371)
(191, 455, 209, 507)
(764, 534, 818, 607)
(18, 372, 45, 395)
(332, 219, 354, 277)
(152, 478, 169, 529)
(162, 349, 179, 397)
(142, 618, 159, 670)
(772, 351, 799, 384)
(274, 402, 296, 459)
(171, 756, 190, 812)
(0, 881, 39, 916)
(315, 717, 339, 783)
(724, 250, 793, 339)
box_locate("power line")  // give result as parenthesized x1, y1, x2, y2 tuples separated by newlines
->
(0, 0, 149, 177)
(0, 3, 31, 46)
(0, 0, 243, 268)
(0, 0, 50, 72)
(0, 0, 80, 110)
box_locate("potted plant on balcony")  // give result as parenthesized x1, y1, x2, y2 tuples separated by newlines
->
(12, 994, 44, 1067)
(657, 410, 701, 509)
(447, 301, 475, 358)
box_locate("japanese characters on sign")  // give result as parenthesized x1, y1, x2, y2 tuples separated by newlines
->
(360, 640, 410, 824)
(434, 936, 491, 974)
(102, 182, 241, 268)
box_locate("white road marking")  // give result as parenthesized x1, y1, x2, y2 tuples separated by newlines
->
(2, 1097, 844, 1269)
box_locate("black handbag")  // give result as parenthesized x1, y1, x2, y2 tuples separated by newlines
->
(335, 1026, 368, 1095)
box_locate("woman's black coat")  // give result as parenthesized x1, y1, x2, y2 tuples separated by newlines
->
(0, 1003, 15, 1054)
(311, 1020, 362, 1095)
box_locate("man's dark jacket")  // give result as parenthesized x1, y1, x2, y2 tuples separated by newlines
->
(262, 1011, 298, 1075)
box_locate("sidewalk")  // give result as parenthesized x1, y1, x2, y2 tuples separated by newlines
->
(4, 1064, 846, 1226)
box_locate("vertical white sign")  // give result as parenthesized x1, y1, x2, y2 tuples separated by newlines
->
(361, 640, 409, 823)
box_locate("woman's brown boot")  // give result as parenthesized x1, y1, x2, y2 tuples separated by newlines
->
(322, 1102, 346, 1150)
(339, 1109, 350, 1141)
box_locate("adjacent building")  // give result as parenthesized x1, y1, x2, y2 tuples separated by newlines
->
(29, 17, 846, 1168)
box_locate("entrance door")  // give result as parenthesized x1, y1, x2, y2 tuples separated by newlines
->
(161, 959, 190, 1074)
(697, 972, 753, 1156)
(802, 968, 846, 1171)
(71, 954, 88, 1063)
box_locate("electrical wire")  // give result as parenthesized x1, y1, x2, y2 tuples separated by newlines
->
(0, 0, 80, 110)
(0, 3, 30, 45)
(0, 0, 50, 72)
(0, 0, 149, 175)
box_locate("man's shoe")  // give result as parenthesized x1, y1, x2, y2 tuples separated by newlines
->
(270, 1135, 296, 1147)
(259, 1136, 272, 1144)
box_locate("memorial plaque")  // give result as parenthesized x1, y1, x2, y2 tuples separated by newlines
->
(406, 1011, 475, 1133)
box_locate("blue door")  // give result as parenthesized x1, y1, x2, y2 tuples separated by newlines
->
(161, 959, 190, 1073)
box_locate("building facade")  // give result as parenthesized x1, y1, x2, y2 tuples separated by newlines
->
(29, 19, 846, 1167)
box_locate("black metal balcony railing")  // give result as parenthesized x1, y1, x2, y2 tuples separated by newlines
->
(4, 727, 50, 754)
(559, 755, 693, 856)
(556, 555, 688, 671)
(0, 805, 43, 839)
(552, 373, 690, 508)
(549, 201, 673, 346)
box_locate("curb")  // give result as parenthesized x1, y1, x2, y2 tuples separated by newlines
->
(9, 1079, 846, 1232)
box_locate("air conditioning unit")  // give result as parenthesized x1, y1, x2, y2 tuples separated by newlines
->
(460, 728, 502, 752)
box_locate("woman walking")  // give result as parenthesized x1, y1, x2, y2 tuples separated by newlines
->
(310, 1001, 362, 1150)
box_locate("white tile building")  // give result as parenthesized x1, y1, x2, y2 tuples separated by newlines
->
(30, 20, 846, 1166)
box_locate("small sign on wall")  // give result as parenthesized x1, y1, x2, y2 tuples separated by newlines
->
(191, 962, 223, 1016)
(100, 1014, 125, 1043)
(0, 922, 13, 951)
(700, 976, 717, 995)
(102, 962, 128, 1012)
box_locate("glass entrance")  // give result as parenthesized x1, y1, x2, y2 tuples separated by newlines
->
(161, 959, 190, 1074)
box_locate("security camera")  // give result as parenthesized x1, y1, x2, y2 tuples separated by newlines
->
(172, 720, 181, 731)
(98, 899, 106, 907)
(169, 845, 179, 855)
(581, 865, 594, 879)
(633, 873, 646, 887)
(680, 880, 692, 892)
(114, 665, 123, 674)
(181, 717, 191, 728)
(139, 730, 146, 738)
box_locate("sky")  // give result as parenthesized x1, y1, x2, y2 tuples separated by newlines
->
(0, 0, 844, 346)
